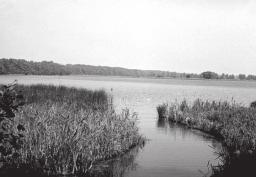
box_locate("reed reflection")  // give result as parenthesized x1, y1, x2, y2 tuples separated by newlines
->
(86, 144, 144, 177)
(156, 119, 223, 175)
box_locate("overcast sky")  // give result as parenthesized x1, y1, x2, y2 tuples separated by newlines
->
(0, 0, 256, 74)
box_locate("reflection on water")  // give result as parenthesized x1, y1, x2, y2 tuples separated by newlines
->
(87, 145, 143, 177)
(157, 120, 222, 152)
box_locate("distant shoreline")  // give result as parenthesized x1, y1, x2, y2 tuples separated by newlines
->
(1, 58, 256, 80)
(1, 73, 256, 82)
(2, 74, 256, 91)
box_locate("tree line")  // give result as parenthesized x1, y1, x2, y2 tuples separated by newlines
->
(200, 71, 256, 80)
(1, 58, 256, 80)
(0, 58, 198, 78)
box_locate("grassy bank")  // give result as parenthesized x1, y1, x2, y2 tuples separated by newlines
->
(0, 84, 143, 176)
(157, 99, 256, 177)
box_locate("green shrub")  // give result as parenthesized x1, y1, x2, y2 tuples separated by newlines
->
(0, 81, 25, 158)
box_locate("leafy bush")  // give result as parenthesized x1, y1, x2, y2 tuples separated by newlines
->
(0, 81, 25, 163)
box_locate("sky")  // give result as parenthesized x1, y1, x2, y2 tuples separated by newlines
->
(0, 0, 256, 74)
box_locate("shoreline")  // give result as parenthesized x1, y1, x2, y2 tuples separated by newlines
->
(2, 75, 256, 91)
(2, 73, 256, 82)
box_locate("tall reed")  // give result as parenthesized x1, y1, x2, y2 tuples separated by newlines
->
(1, 84, 143, 176)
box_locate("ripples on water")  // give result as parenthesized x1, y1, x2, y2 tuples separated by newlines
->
(1, 75, 256, 177)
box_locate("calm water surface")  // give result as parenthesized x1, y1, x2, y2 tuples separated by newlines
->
(2, 75, 256, 177)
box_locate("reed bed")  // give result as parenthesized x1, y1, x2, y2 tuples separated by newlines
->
(0, 84, 143, 176)
(16, 84, 110, 111)
(157, 99, 256, 176)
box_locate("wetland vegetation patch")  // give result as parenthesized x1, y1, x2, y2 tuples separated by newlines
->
(0, 83, 144, 176)
(157, 99, 256, 177)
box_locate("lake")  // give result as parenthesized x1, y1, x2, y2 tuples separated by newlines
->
(1, 75, 256, 177)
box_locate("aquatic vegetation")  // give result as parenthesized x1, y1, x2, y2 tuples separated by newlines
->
(157, 99, 256, 153)
(16, 84, 110, 111)
(157, 99, 256, 176)
(0, 84, 143, 176)
(156, 103, 168, 120)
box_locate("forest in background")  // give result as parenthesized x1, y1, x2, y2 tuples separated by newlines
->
(1, 58, 256, 80)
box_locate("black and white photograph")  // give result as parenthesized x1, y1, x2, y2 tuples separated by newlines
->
(0, 0, 256, 177)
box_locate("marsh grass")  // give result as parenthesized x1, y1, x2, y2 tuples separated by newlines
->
(157, 99, 256, 177)
(16, 84, 110, 111)
(0, 84, 143, 176)
(156, 103, 168, 120)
